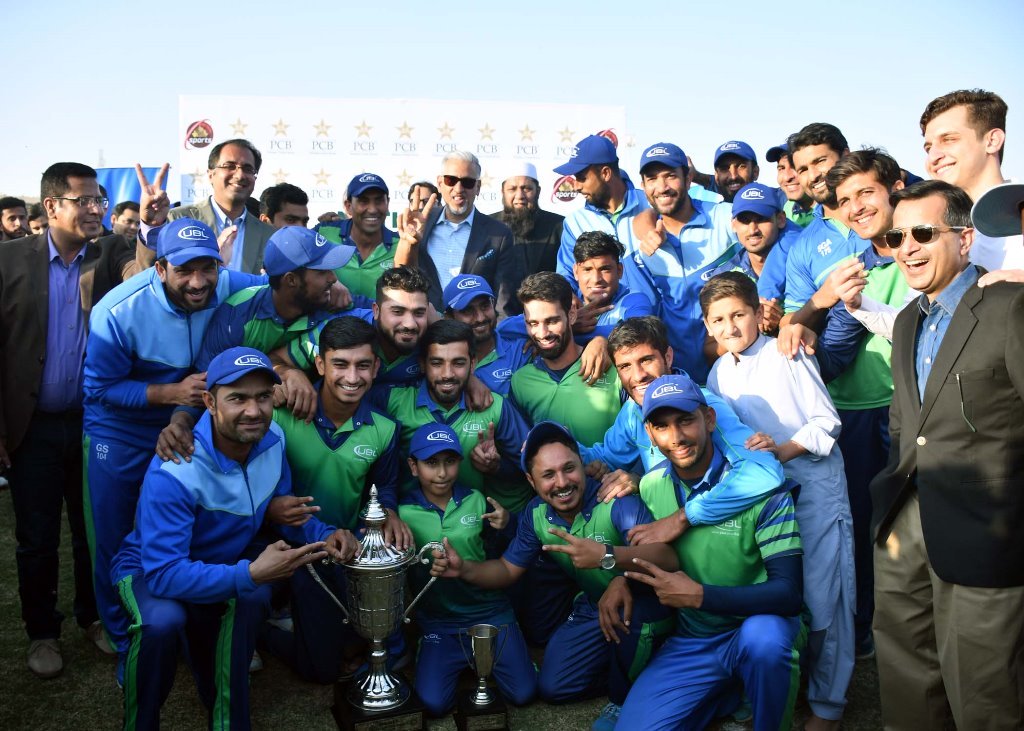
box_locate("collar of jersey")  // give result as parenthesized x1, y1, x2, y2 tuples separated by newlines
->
(667, 445, 728, 502)
(313, 390, 377, 434)
(583, 187, 647, 218)
(194, 410, 280, 474)
(403, 482, 474, 514)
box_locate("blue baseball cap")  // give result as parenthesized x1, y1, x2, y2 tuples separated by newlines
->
(520, 421, 578, 473)
(157, 218, 223, 265)
(262, 226, 354, 276)
(410, 423, 463, 460)
(443, 274, 494, 311)
(714, 140, 757, 167)
(642, 374, 707, 421)
(553, 134, 618, 176)
(732, 183, 783, 219)
(639, 142, 688, 174)
(206, 346, 282, 388)
(765, 141, 790, 164)
(346, 173, 389, 199)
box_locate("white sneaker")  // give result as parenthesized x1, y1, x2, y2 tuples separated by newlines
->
(28, 639, 63, 679)
(85, 621, 116, 655)
(249, 650, 264, 673)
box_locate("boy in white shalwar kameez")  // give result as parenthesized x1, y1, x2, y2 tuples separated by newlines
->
(701, 271, 855, 731)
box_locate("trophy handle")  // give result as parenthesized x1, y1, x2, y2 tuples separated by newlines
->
(304, 563, 351, 623)
(402, 541, 446, 622)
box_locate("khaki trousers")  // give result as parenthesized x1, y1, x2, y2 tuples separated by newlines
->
(873, 492, 1024, 731)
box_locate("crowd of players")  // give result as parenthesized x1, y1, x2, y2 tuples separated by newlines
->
(0, 86, 1021, 731)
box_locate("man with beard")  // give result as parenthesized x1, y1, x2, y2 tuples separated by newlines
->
(110, 347, 357, 729)
(710, 141, 761, 203)
(378, 319, 532, 511)
(167, 138, 275, 274)
(510, 272, 624, 446)
(82, 217, 265, 671)
(0, 196, 30, 241)
(442, 274, 531, 395)
(553, 135, 654, 301)
(394, 152, 516, 316)
(767, 141, 816, 228)
(109, 201, 140, 243)
(491, 162, 564, 278)
(582, 317, 786, 553)
(630, 142, 738, 384)
(780, 124, 869, 331)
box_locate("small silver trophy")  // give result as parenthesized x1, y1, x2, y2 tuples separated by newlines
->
(308, 486, 444, 728)
(456, 624, 509, 731)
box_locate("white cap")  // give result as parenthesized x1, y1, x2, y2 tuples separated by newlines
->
(502, 161, 539, 183)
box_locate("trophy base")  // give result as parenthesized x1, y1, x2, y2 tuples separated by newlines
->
(453, 693, 509, 731)
(332, 685, 426, 731)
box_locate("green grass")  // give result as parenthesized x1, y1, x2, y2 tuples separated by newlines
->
(0, 496, 882, 729)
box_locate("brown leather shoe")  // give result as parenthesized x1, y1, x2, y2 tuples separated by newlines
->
(85, 621, 116, 655)
(27, 639, 63, 679)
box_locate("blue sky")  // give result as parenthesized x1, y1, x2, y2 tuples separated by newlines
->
(3, 1, 1022, 200)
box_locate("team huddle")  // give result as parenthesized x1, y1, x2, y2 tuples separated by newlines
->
(0, 86, 1022, 731)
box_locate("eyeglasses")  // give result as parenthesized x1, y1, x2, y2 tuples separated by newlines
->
(51, 196, 109, 210)
(883, 224, 966, 248)
(212, 162, 258, 176)
(441, 174, 478, 188)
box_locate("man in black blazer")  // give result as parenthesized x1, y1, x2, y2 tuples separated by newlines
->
(870, 180, 1024, 731)
(0, 162, 136, 678)
(395, 151, 517, 316)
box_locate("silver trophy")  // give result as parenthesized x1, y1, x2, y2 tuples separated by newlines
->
(308, 485, 444, 715)
(455, 624, 510, 730)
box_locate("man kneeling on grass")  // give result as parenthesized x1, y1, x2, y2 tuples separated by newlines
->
(109, 348, 356, 730)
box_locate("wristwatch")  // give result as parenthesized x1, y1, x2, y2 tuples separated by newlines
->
(600, 543, 616, 571)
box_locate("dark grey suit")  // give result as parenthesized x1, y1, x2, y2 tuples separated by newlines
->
(417, 207, 518, 317)
(167, 198, 273, 275)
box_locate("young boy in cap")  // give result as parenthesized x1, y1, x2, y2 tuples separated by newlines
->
(702, 273, 854, 730)
(620, 373, 805, 731)
(399, 423, 537, 716)
(438, 421, 678, 731)
(110, 347, 357, 730)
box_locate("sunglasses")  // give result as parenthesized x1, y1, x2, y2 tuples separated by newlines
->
(883, 224, 966, 248)
(441, 174, 478, 188)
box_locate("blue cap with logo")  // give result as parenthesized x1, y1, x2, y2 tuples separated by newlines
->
(263, 226, 354, 276)
(639, 142, 688, 174)
(732, 182, 783, 219)
(553, 134, 618, 176)
(520, 421, 578, 473)
(157, 218, 223, 265)
(714, 140, 757, 167)
(347, 173, 389, 199)
(410, 423, 463, 460)
(765, 141, 790, 164)
(443, 274, 494, 312)
(206, 346, 282, 388)
(642, 374, 707, 421)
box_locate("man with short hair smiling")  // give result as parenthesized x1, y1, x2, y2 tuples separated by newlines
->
(870, 180, 1024, 731)
(0, 196, 30, 241)
(258, 182, 309, 230)
(572, 231, 654, 335)
(167, 138, 275, 274)
(110, 347, 357, 729)
(767, 141, 816, 228)
(109, 201, 140, 242)
(394, 151, 515, 315)
(711, 140, 760, 203)
(83, 216, 264, 671)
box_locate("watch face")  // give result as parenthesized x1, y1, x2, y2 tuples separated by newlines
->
(601, 547, 616, 570)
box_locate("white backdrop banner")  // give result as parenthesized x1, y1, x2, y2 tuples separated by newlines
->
(177, 96, 627, 219)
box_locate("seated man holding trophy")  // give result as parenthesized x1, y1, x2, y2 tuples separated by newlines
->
(261, 316, 413, 684)
(437, 421, 679, 731)
(109, 348, 358, 730)
(399, 424, 538, 716)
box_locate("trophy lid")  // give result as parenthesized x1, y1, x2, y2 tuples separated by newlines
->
(349, 485, 413, 568)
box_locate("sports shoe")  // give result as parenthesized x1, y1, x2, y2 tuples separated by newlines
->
(85, 621, 116, 655)
(249, 650, 264, 673)
(592, 702, 622, 731)
(27, 639, 63, 679)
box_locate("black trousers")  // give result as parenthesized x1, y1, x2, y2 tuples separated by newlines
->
(8, 409, 97, 640)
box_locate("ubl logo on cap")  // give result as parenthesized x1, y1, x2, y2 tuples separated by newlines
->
(178, 226, 210, 241)
(741, 188, 766, 200)
(234, 354, 266, 367)
(652, 382, 687, 399)
(646, 146, 670, 158)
